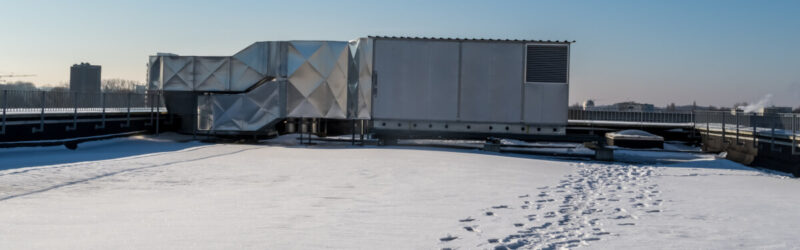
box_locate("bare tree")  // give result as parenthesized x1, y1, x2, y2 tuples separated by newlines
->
(666, 103, 676, 111)
(102, 78, 144, 93)
(0, 81, 38, 91)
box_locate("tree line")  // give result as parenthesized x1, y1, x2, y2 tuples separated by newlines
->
(0, 79, 147, 93)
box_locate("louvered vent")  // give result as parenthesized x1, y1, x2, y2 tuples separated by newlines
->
(526, 45, 568, 83)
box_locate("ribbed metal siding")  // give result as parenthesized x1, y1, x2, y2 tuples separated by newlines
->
(526, 45, 568, 83)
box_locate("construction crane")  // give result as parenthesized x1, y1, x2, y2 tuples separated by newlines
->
(0, 73, 36, 83)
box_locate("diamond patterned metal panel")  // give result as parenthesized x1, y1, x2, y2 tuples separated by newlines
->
(346, 41, 359, 119)
(290, 41, 322, 61)
(197, 82, 282, 132)
(286, 45, 307, 77)
(148, 56, 161, 90)
(308, 42, 335, 77)
(329, 49, 349, 115)
(162, 56, 194, 91)
(156, 39, 369, 134)
(230, 58, 265, 91)
(286, 41, 350, 119)
(157, 43, 278, 93)
(285, 83, 307, 116)
(194, 57, 230, 91)
(211, 94, 245, 130)
(289, 62, 324, 97)
(307, 80, 335, 117)
(354, 38, 373, 119)
(233, 42, 269, 75)
(242, 82, 281, 130)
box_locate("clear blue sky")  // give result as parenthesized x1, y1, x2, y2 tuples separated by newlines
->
(1, 0, 798, 107)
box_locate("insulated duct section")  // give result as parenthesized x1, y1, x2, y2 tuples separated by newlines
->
(148, 40, 364, 134)
(156, 42, 282, 92)
(350, 38, 373, 119)
(285, 41, 350, 119)
(197, 81, 285, 132)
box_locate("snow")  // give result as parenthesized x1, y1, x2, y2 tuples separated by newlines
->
(605, 129, 664, 141)
(1, 134, 799, 249)
(588, 161, 800, 249)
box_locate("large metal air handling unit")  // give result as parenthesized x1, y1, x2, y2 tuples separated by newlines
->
(146, 36, 572, 140)
(366, 36, 570, 139)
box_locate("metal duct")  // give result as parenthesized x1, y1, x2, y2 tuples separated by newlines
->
(285, 41, 350, 119)
(197, 81, 284, 132)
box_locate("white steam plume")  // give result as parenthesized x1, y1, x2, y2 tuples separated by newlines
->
(742, 94, 773, 113)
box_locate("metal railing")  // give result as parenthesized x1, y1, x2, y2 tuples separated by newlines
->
(1, 89, 166, 135)
(568, 109, 694, 124)
(694, 110, 799, 155)
(694, 110, 798, 131)
(0, 89, 163, 114)
(568, 109, 798, 154)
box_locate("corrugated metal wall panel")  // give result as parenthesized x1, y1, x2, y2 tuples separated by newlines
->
(459, 42, 524, 123)
(372, 39, 460, 121)
(524, 83, 568, 125)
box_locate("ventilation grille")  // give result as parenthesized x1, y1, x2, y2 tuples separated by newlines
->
(526, 45, 568, 83)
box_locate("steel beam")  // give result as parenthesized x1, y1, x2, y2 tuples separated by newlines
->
(66, 92, 78, 131)
(95, 92, 106, 129)
(1, 90, 6, 135)
(793, 114, 797, 155)
(122, 92, 131, 128)
(32, 91, 45, 133)
(155, 92, 160, 135)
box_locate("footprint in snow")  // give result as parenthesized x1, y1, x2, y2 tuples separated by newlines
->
(611, 213, 632, 219)
(439, 235, 458, 242)
(439, 164, 665, 249)
(459, 217, 475, 222)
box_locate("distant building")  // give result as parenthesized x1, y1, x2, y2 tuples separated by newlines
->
(70, 63, 101, 93)
(613, 101, 655, 112)
(759, 106, 793, 114)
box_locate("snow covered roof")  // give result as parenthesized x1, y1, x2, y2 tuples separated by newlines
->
(605, 129, 664, 141)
